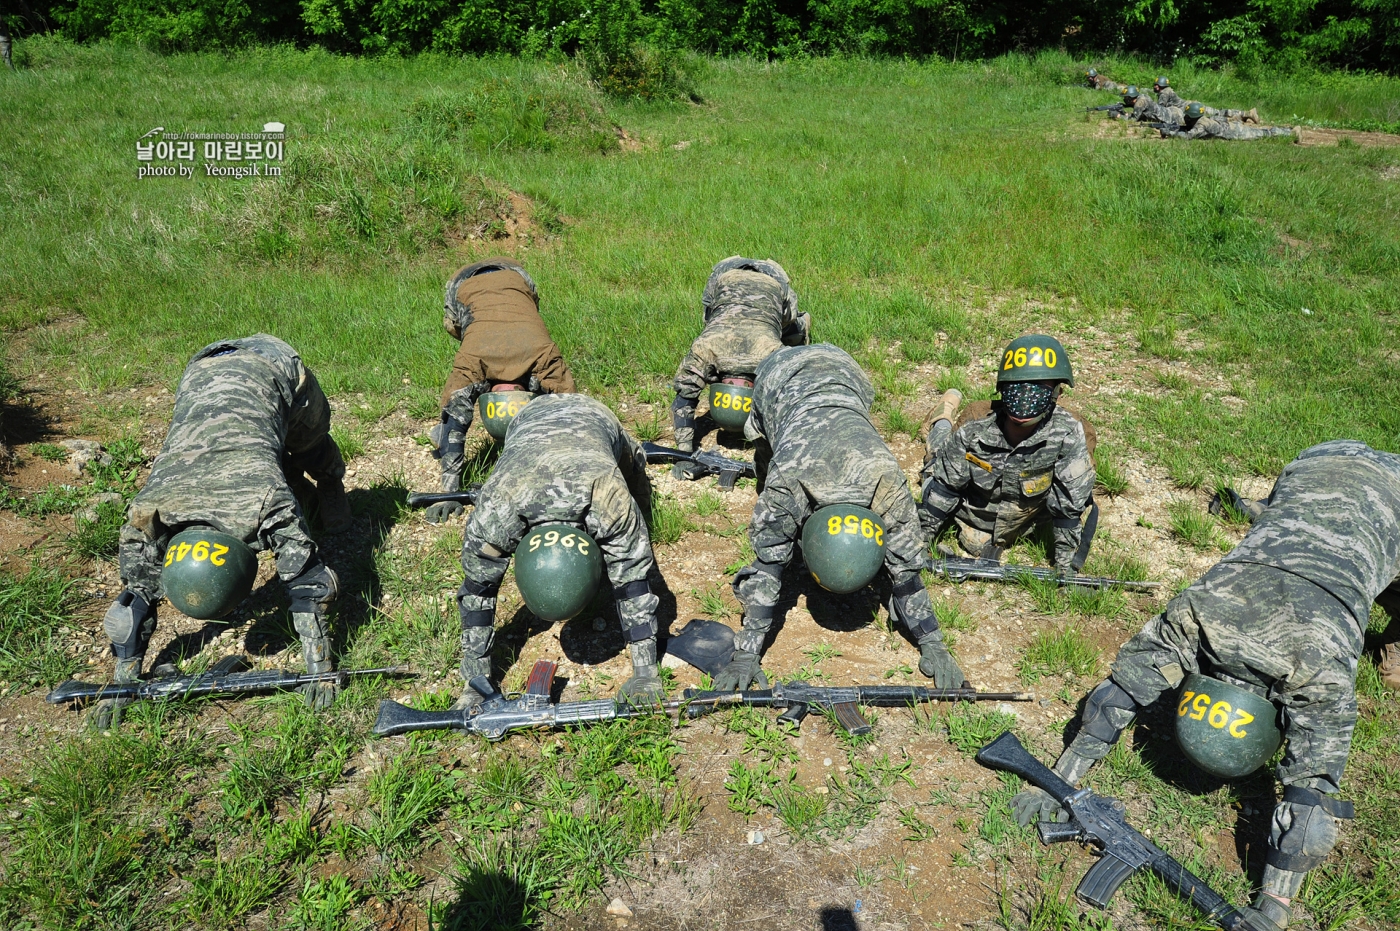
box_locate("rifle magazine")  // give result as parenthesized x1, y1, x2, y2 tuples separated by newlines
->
(1076, 851, 1138, 908)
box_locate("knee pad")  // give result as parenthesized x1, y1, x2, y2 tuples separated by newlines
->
(104, 591, 156, 659)
(1266, 787, 1354, 873)
(1080, 679, 1138, 744)
(460, 625, 495, 661)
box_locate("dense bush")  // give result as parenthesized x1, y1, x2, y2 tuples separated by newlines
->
(5, 0, 1399, 72)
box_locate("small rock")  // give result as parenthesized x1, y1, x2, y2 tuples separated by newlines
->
(1039, 699, 1053, 707)
(746, 829, 765, 845)
(660, 652, 685, 670)
(61, 439, 111, 475)
(606, 898, 632, 917)
(592, 616, 607, 632)
(822, 757, 833, 767)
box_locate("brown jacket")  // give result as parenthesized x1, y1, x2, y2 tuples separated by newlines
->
(440, 266, 576, 406)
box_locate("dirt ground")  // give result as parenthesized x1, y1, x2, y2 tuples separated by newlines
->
(0, 320, 1274, 931)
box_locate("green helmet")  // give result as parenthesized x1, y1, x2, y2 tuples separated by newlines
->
(708, 378, 754, 431)
(1175, 673, 1282, 779)
(161, 528, 257, 619)
(1086, 68, 1098, 78)
(996, 334, 1073, 387)
(1123, 85, 1140, 103)
(1155, 76, 1170, 88)
(477, 388, 537, 442)
(1185, 102, 1204, 121)
(514, 523, 603, 622)
(801, 505, 886, 594)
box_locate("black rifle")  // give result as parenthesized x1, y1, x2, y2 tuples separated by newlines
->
(642, 442, 756, 489)
(679, 680, 1033, 734)
(406, 483, 482, 509)
(1087, 103, 1125, 113)
(374, 661, 1032, 738)
(975, 731, 1268, 931)
(924, 555, 1160, 592)
(47, 655, 413, 706)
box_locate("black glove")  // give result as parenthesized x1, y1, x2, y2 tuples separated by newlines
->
(713, 650, 763, 691)
(1010, 787, 1069, 827)
(917, 630, 966, 688)
(672, 460, 706, 481)
(425, 500, 465, 523)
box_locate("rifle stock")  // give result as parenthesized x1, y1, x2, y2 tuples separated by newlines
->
(975, 730, 1078, 803)
(46, 664, 412, 705)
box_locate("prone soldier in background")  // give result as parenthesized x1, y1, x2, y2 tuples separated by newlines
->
(1153, 76, 1186, 109)
(720, 344, 966, 691)
(670, 257, 809, 476)
(452, 394, 665, 708)
(919, 335, 1096, 571)
(428, 257, 576, 523)
(1012, 441, 1400, 931)
(97, 335, 348, 728)
(1165, 103, 1290, 140)
(1085, 68, 1126, 92)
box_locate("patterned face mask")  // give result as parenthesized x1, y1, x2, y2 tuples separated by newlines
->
(1001, 381, 1057, 422)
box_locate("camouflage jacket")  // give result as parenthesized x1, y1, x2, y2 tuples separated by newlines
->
(736, 345, 935, 630)
(457, 395, 658, 635)
(673, 257, 802, 400)
(1156, 86, 1186, 109)
(1169, 118, 1292, 141)
(1132, 441, 1400, 787)
(125, 334, 331, 582)
(919, 403, 1095, 568)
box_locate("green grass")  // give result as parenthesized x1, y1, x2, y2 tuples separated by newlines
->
(647, 493, 692, 545)
(30, 443, 68, 462)
(68, 497, 126, 560)
(0, 564, 80, 687)
(1168, 498, 1230, 551)
(1016, 626, 1102, 684)
(331, 424, 368, 461)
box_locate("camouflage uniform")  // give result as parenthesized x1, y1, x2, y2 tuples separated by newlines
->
(729, 345, 963, 685)
(103, 335, 345, 718)
(918, 403, 1095, 570)
(1024, 442, 1400, 927)
(1088, 74, 1126, 92)
(1156, 86, 1186, 109)
(454, 395, 659, 688)
(671, 257, 809, 452)
(433, 258, 576, 495)
(1168, 116, 1293, 140)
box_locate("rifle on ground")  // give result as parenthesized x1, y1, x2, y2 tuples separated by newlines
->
(642, 442, 756, 489)
(1087, 103, 1125, 113)
(406, 483, 483, 509)
(924, 555, 1160, 592)
(46, 655, 413, 706)
(975, 731, 1269, 931)
(373, 660, 1032, 738)
(678, 680, 1033, 734)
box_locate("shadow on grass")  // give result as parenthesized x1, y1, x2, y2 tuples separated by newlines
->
(436, 866, 533, 931)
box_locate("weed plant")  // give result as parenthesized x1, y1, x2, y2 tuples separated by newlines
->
(0, 565, 80, 686)
(1016, 626, 1101, 684)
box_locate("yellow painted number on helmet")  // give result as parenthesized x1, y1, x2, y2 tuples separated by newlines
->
(210, 543, 229, 566)
(528, 533, 542, 552)
(1178, 691, 1195, 716)
(1209, 701, 1231, 729)
(844, 515, 860, 534)
(544, 530, 560, 547)
(1045, 348, 1057, 368)
(192, 540, 210, 562)
(875, 527, 883, 545)
(561, 533, 576, 548)
(1228, 708, 1254, 738)
(743, 397, 752, 412)
(827, 515, 842, 535)
(861, 518, 874, 538)
(577, 538, 590, 555)
(1028, 347, 1043, 366)
(175, 542, 193, 563)
(1190, 692, 1210, 720)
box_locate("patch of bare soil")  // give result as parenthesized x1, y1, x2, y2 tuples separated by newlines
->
(1294, 127, 1400, 147)
(0, 317, 1271, 930)
(1380, 165, 1400, 181)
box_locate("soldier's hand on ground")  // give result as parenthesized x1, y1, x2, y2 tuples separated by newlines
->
(1011, 786, 1069, 828)
(712, 650, 763, 691)
(672, 460, 705, 481)
(425, 500, 465, 523)
(619, 671, 665, 704)
(301, 679, 338, 710)
(916, 631, 966, 688)
(88, 697, 131, 731)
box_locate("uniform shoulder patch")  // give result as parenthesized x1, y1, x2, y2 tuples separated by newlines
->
(965, 452, 995, 472)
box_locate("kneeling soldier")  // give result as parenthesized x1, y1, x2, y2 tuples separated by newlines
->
(1012, 441, 1400, 931)
(670, 256, 810, 471)
(453, 394, 663, 707)
(428, 257, 576, 522)
(719, 344, 966, 691)
(98, 335, 347, 727)
(919, 335, 1096, 571)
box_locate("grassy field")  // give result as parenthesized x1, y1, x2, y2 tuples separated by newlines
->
(1, 38, 1398, 931)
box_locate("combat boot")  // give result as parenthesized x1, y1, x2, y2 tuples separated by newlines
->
(453, 628, 495, 711)
(1378, 641, 1400, 691)
(619, 637, 664, 703)
(317, 477, 353, 533)
(90, 655, 143, 731)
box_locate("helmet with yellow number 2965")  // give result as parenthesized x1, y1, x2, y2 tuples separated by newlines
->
(514, 523, 604, 622)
